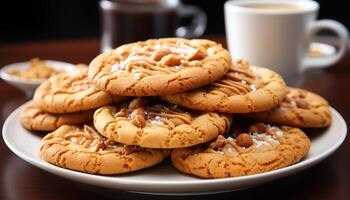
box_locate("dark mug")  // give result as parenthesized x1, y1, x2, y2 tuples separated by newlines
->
(99, 0, 207, 52)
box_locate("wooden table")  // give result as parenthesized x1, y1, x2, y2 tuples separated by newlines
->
(0, 37, 349, 200)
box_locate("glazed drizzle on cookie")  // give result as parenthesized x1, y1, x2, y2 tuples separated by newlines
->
(114, 98, 193, 129)
(50, 68, 96, 94)
(62, 125, 144, 155)
(110, 40, 207, 79)
(209, 59, 263, 96)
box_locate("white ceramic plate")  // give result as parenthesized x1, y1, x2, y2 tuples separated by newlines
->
(0, 60, 75, 97)
(2, 105, 347, 195)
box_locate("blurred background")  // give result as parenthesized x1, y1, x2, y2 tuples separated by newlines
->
(0, 0, 348, 43)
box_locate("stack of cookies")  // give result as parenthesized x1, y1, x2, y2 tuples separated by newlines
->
(20, 38, 331, 178)
(20, 65, 111, 132)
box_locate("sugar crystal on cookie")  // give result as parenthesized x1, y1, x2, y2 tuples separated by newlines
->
(150, 116, 164, 125)
(250, 84, 257, 91)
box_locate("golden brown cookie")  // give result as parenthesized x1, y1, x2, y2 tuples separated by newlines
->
(93, 97, 232, 148)
(20, 101, 94, 131)
(244, 87, 332, 128)
(34, 68, 113, 113)
(40, 125, 169, 174)
(171, 122, 310, 178)
(88, 38, 231, 96)
(162, 59, 287, 113)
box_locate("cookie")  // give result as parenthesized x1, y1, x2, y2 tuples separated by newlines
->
(88, 38, 231, 96)
(244, 87, 332, 128)
(171, 122, 310, 178)
(20, 101, 94, 131)
(93, 97, 232, 148)
(40, 125, 169, 174)
(34, 67, 113, 113)
(162, 59, 287, 113)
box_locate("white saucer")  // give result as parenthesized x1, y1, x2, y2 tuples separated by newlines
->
(309, 42, 336, 57)
(0, 60, 75, 97)
(2, 104, 347, 195)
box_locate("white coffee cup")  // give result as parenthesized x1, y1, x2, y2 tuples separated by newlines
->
(224, 0, 348, 86)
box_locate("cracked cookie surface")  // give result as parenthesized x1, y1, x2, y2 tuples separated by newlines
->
(34, 67, 113, 113)
(171, 122, 310, 178)
(40, 125, 169, 174)
(20, 101, 94, 131)
(244, 87, 331, 128)
(88, 38, 231, 96)
(93, 97, 232, 148)
(162, 59, 287, 113)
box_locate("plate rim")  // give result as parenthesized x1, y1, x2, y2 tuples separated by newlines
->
(2, 104, 347, 188)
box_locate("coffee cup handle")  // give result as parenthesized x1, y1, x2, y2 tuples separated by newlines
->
(302, 19, 349, 71)
(176, 5, 207, 38)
